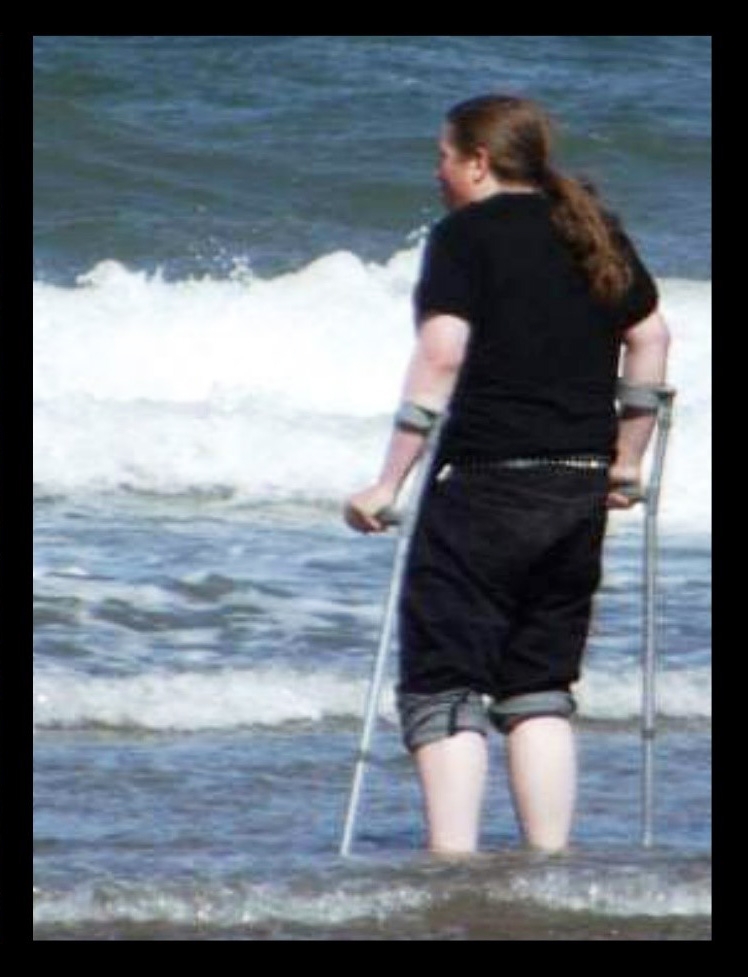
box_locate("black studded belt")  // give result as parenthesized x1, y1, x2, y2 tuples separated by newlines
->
(447, 455, 610, 475)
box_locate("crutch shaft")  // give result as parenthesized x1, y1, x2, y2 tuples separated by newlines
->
(638, 388, 675, 848)
(339, 528, 412, 856)
(340, 415, 447, 857)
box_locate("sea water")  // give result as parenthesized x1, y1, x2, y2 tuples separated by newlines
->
(34, 35, 711, 940)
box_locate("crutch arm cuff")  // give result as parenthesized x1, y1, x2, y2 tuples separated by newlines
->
(616, 380, 676, 412)
(394, 401, 442, 434)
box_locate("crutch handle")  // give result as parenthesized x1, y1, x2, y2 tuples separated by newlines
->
(609, 479, 646, 505)
(375, 505, 403, 528)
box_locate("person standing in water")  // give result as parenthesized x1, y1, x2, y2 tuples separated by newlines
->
(344, 95, 670, 854)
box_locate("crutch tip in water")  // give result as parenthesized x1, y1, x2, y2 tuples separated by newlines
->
(341, 94, 672, 858)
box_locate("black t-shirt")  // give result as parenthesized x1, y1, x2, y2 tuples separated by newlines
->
(414, 192, 658, 462)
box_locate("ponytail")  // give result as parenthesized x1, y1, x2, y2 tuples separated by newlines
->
(541, 168, 633, 305)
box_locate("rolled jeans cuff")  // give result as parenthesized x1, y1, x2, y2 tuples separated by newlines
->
(487, 690, 577, 734)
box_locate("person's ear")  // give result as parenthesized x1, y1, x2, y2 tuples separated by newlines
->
(471, 146, 491, 183)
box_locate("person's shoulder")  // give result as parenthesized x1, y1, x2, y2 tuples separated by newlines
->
(431, 208, 468, 238)
(429, 202, 491, 249)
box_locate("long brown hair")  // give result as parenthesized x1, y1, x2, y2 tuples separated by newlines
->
(446, 94, 633, 305)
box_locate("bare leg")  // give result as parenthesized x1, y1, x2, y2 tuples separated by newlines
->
(506, 716, 576, 853)
(413, 731, 488, 853)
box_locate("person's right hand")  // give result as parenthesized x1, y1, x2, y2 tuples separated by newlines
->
(343, 483, 399, 534)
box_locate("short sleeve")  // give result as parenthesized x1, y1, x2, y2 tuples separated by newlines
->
(413, 220, 474, 327)
(612, 225, 659, 331)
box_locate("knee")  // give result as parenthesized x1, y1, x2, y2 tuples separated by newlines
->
(487, 689, 576, 735)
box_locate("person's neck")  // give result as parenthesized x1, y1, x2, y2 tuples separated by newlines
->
(472, 178, 539, 203)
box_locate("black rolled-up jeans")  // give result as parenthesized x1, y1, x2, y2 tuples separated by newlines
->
(396, 461, 609, 750)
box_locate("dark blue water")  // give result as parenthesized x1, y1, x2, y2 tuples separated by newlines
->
(34, 35, 711, 283)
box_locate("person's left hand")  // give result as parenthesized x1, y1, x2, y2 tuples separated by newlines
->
(607, 462, 646, 509)
(343, 483, 398, 533)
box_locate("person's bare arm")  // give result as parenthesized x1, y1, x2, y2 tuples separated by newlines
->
(609, 309, 671, 508)
(344, 315, 470, 533)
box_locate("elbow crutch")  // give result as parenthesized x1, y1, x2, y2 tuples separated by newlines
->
(339, 414, 447, 858)
(616, 380, 677, 848)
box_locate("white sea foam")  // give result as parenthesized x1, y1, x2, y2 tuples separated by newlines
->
(574, 662, 711, 721)
(33, 252, 710, 533)
(33, 861, 710, 929)
(33, 660, 711, 733)
(33, 879, 431, 928)
(33, 666, 367, 732)
(504, 864, 711, 917)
